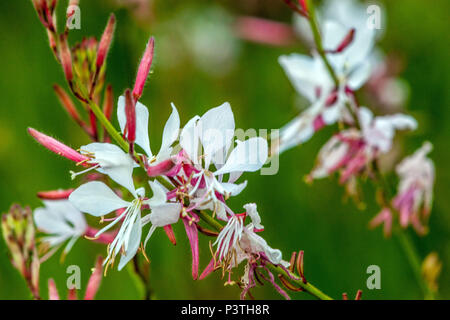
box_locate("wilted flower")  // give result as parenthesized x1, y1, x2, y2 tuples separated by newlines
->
(309, 107, 417, 184)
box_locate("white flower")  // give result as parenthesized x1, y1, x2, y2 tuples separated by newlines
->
(179, 102, 268, 220)
(117, 96, 180, 166)
(71, 142, 136, 196)
(34, 200, 87, 256)
(393, 142, 435, 233)
(359, 106, 417, 153)
(214, 204, 283, 268)
(277, 1, 380, 152)
(69, 180, 143, 270)
(141, 180, 182, 248)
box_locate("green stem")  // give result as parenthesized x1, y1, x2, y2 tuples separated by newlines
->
(306, 0, 340, 88)
(197, 210, 224, 232)
(196, 210, 333, 300)
(87, 98, 129, 152)
(265, 263, 333, 300)
(395, 231, 435, 300)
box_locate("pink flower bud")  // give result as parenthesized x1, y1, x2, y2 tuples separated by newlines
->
(133, 36, 154, 100)
(37, 189, 74, 200)
(59, 34, 73, 82)
(28, 128, 90, 165)
(299, 0, 308, 14)
(334, 28, 355, 53)
(96, 14, 116, 69)
(124, 89, 136, 143)
(84, 257, 103, 300)
(53, 84, 83, 126)
(48, 279, 60, 300)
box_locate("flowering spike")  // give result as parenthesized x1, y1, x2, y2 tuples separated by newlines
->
(355, 290, 363, 300)
(133, 36, 155, 100)
(342, 292, 348, 300)
(84, 256, 104, 300)
(96, 14, 116, 69)
(2, 204, 40, 299)
(59, 34, 73, 82)
(37, 189, 74, 200)
(27, 127, 90, 165)
(124, 89, 136, 144)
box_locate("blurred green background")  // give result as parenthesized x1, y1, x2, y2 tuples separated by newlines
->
(0, 0, 448, 300)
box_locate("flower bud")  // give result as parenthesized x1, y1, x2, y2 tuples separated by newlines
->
(1, 204, 40, 299)
(53, 84, 84, 126)
(37, 189, 74, 200)
(28, 128, 90, 165)
(334, 28, 355, 53)
(133, 36, 154, 100)
(59, 34, 73, 82)
(422, 252, 442, 293)
(124, 89, 136, 143)
(96, 14, 116, 69)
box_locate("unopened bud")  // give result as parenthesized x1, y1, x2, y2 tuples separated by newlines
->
(53, 84, 83, 125)
(37, 189, 74, 200)
(1, 204, 40, 299)
(96, 14, 116, 69)
(334, 28, 355, 53)
(27, 128, 90, 165)
(133, 36, 154, 100)
(124, 89, 136, 143)
(59, 34, 73, 81)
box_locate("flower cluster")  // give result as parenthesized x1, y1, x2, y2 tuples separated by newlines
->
(1, 0, 438, 301)
(276, 0, 435, 237)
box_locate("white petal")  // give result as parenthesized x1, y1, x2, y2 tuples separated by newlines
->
(278, 54, 328, 102)
(118, 218, 141, 271)
(348, 59, 372, 89)
(69, 181, 130, 217)
(199, 102, 235, 168)
(117, 95, 152, 157)
(243, 203, 263, 230)
(158, 103, 180, 159)
(214, 137, 268, 175)
(358, 106, 374, 131)
(34, 207, 73, 236)
(220, 181, 247, 197)
(146, 180, 167, 207)
(180, 115, 200, 163)
(82, 143, 136, 196)
(149, 203, 182, 227)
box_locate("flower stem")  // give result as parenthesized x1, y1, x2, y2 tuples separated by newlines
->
(196, 210, 333, 300)
(306, 0, 340, 88)
(265, 263, 333, 300)
(395, 230, 435, 300)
